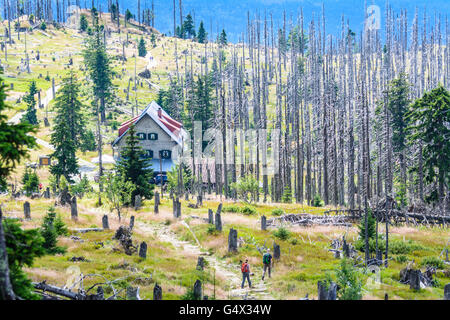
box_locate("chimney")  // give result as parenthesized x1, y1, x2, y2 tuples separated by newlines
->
(157, 108, 162, 118)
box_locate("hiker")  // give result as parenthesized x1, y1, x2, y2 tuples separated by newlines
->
(262, 249, 273, 281)
(241, 259, 252, 289)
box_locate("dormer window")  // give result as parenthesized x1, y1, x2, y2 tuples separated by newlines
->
(148, 133, 158, 141)
(137, 133, 146, 140)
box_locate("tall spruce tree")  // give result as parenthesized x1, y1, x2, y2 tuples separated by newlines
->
(407, 86, 450, 204)
(116, 125, 154, 204)
(138, 37, 147, 57)
(183, 13, 195, 39)
(50, 71, 85, 183)
(219, 29, 227, 46)
(21, 81, 38, 125)
(0, 71, 37, 300)
(83, 9, 114, 123)
(197, 21, 207, 44)
(387, 73, 410, 206)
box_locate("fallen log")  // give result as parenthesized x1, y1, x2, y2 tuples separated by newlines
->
(33, 281, 81, 300)
(73, 228, 104, 233)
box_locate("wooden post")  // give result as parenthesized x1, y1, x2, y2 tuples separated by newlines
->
(261, 215, 267, 230)
(444, 284, 450, 300)
(134, 195, 141, 210)
(228, 228, 238, 252)
(154, 191, 160, 214)
(193, 280, 202, 300)
(410, 270, 421, 291)
(153, 283, 162, 300)
(208, 209, 214, 224)
(196, 257, 205, 271)
(71, 197, 78, 221)
(273, 243, 280, 260)
(215, 204, 222, 231)
(139, 242, 147, 259)
(23, 201, 31, 220)
(129, 216, 135, 231)
(102, 215, 109, 229)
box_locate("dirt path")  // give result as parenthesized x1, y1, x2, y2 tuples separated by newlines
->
(135, 217, 275, 300)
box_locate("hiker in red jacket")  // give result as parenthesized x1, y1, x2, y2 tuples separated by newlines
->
(241, 259, 252, 289)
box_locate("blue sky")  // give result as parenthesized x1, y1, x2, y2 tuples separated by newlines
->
(109, 0, 449, 42)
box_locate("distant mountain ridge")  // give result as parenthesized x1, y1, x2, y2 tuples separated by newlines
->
(98, 0, 448, 42)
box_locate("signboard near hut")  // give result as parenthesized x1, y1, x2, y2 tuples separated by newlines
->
(39, 156, 51, 166)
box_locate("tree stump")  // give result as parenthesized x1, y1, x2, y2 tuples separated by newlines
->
(23, 201, 31, 220)
(173, 198, 181, 218)
(44, 187, 50, 199)
(261, 215, 267, 230)
(215, 204, 222, 231)
(317, 281, 337, 300)
(126, 286, 140, 300)
(129, 216, 135, 231)
(273, 243, 280, 260)
(208, 209, 214, 224)
(154, 191, 160, 214)
(343, 239, 350, 257)
(228, 228, 238, 252)
(193, 280, 202, 300)
(139, 241, 147, 259)
(102, 215, 109, 229)
(444, 283, 450, 300)
(196, 257, 205, 271)
(410, 269, 421, 291)
(134, 195, 142, 210)
(153, 283, 162, 300)
(70, 196, 78, 221)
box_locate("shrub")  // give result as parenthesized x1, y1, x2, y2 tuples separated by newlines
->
(241, 205, 257, 215)
(395, 255, 408, 263)
(21, 167, 40, 196)
(181, 288, 200, 300)
(336, 259, 362, 300)
(390, 240, 424, 255)
(3, 218, 45, 299)
(222, 205, 241, 213)
(40, 21, 47, 30)
(272, 208, 284, 216)
(206, 225, 219, 236)
(312, 194, 324, 207)
(282, 186, 292, 203)
(290, 238, 298, 245)
(40, 207, 67, 254)
(421, 256, 444, 269)
(273, 227, 291, 241)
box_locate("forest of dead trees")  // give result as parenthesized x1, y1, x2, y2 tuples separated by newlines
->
(1, 1, 449, 215)
(164, 4, 449, 216)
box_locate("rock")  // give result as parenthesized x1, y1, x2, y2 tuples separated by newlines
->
(139, 241, 147, 259)
(69, 256, 88, 262)
(193, 280, 202, 300)
(102, 215, 109, 229)
(23, 201, 31, 220)
(228, 228, 238, 252)
(138, 69, 151, 79)
(153, 283, 162, 300)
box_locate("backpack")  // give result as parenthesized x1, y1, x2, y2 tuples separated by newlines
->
(241, 263, 249, 273)
(263, 253, 270, 264)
